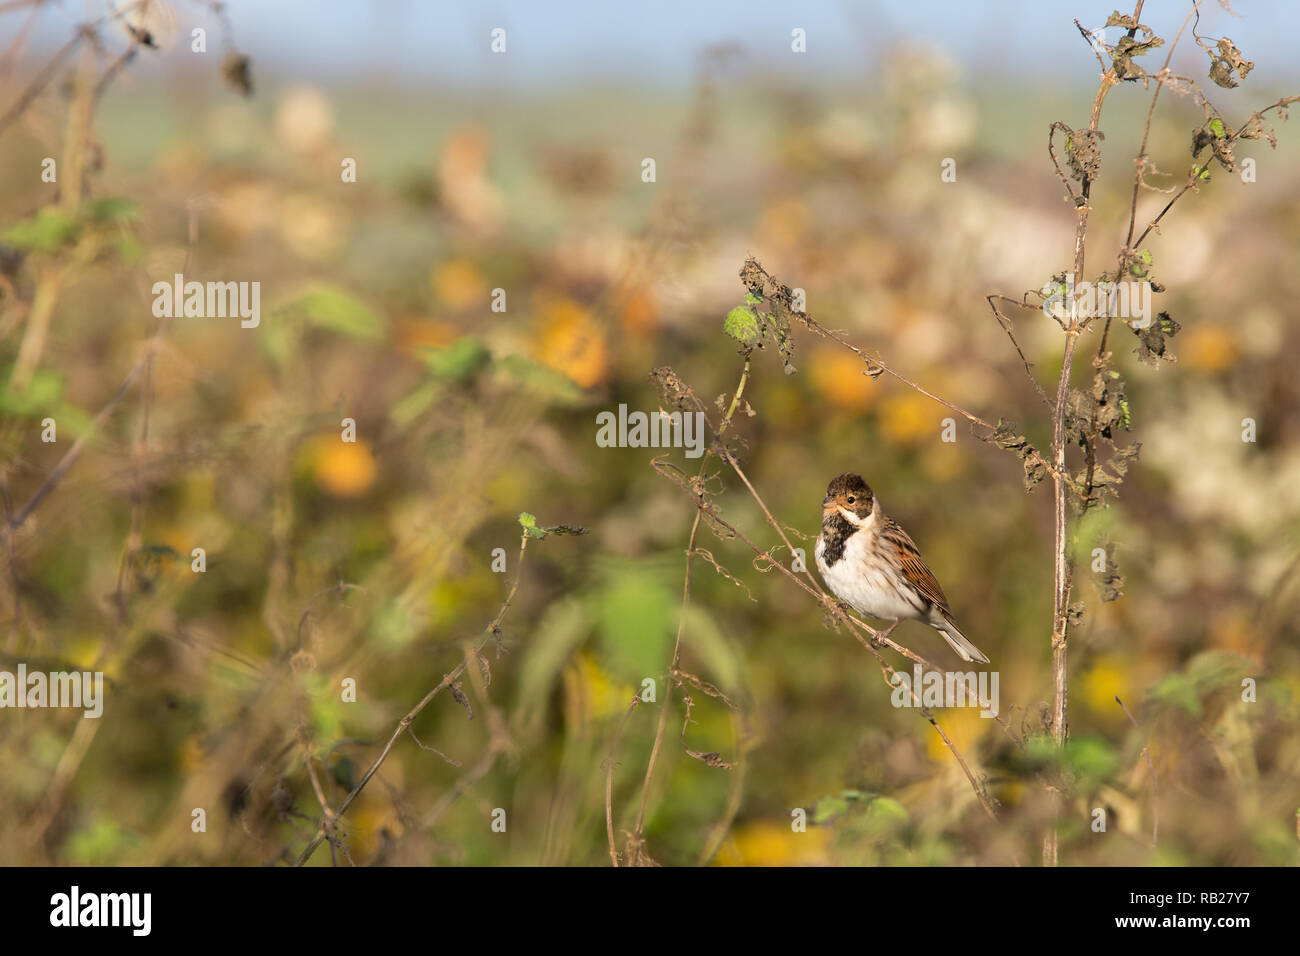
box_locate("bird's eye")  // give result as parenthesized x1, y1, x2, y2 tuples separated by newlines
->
(846, 496, 855, 504)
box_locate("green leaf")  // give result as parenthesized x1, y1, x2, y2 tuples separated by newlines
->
(421, 337, 489, 382)
(291, 285, 387, 341)
(723, 306, 760, 348)
(862, 796, 909, 837)
(1208, 117, 1227, 138)
(83, 197, 138, 222)
(597, 569, 674, 676)
(1064, 735, 1119, 784)
(813, 795, 851, 825)
(515, 597, 592, 738)
(0, 368, 64, 414)
(516, 513, 581, 540)
(390, 379, 444, 428)
(3, 208, 77, 254)
(494, 354, 586, 406)
(681, 605, 744, 694)
(115, 234, 144, 265)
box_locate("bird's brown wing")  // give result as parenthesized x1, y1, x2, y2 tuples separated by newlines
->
(881, 518, 953, 618)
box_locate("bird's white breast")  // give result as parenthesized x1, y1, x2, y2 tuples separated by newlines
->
(816, 527, 926, 622)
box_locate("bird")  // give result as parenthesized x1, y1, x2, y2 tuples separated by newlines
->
(814, 473, 990, 664)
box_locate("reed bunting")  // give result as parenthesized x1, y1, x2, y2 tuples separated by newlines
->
(814, 473, 990, 663)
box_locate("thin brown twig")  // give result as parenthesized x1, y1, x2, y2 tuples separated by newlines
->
(627, 357, 752, 862)
(1115, 694, 1159, 848)
(603, 696, 642, 866)
(294, 530, 536, 866)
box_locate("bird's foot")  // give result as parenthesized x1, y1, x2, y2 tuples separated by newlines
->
(871, 620, 901, 647)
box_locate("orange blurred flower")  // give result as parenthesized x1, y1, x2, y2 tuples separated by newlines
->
(617, 283, 658, 336)
(304, 436, 378, 498)
(810, 348, 876, 412)
(534, 297, 609, 387)
(1181, 324, 1239, 373)
(878, 392, 937, 446)
(395, 316, 460, 355)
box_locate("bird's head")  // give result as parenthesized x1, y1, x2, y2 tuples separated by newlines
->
(822, 473, 875, 525)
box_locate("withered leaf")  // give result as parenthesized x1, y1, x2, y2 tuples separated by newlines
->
(1208, 38, 1253, 89)
(221, 53, 254, 97)
(1132, 311, 1181, 366)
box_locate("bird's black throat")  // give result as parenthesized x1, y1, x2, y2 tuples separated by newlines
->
(819, 511, 856, 567)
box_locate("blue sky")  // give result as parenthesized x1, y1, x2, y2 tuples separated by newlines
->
(211, 0, 1300, 87)
(9, 1, 1300, 89)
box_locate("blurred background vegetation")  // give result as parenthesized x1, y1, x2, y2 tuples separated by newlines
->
(0, 0, 1298, 866)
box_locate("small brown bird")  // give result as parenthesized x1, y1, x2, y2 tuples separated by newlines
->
(814, 473, 990, 663)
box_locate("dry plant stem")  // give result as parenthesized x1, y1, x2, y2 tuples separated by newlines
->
(695, 712, 749, 865)
(1040, 1, 1141, 867)
(1116, 695, 1158, 848)
(1, 202, 197, 548)
(0, 26, 85, 137)
(603, 696, 642, 866)
(0, 0, 153, 138)
(303, 747, 343, 866)
(628, 357, 751, 858)
(20, 207, 198, 854)
(294, 533, 532, 866)
(26, 714, 98, 848)
(1046, 0, 1212, 865)
(5, 363, 128, 533)
(416, 744, 504, 833)
(986, 295, 1053, 409)
(0, 483, 20, 643)
(744, 258, 1061, 484)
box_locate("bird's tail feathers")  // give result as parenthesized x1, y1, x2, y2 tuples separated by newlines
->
(935, 617, 990, 664)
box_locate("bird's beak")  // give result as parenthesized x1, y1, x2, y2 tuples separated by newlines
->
(821, 495, 835, 512)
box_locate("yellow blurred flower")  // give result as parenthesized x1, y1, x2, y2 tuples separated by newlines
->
(534, 297, 609, 387)
(431, 259, 487, 311)
(349, 791, 404, 864)
(1181, 324, 1239, 373)
(304, 436, 378, 498)
(563, 652, 635, 724)
(178, 733, 206, 776)
(810, 348, 876, 412)
(1081, 655, 1131, 715)
(924, 706, 988, 762)
(715, 821, 830, 866)
(878, 392, 938, 446)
